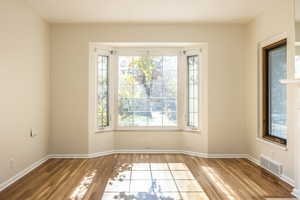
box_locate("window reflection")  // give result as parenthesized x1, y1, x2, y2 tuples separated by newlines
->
(202, 166, 237, 200)
(102, 163, 209, 200)
(69, 170, 97, 200)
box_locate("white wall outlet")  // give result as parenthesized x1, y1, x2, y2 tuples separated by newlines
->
(30, 128, 37, 138)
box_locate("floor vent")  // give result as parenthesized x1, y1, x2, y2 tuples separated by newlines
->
(260, 155, 282, 176)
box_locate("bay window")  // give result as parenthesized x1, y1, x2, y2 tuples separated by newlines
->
(90, 45, 203, 131)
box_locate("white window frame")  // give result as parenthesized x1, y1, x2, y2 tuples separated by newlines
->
(183, 48, 202, 131)
(89, 46, 114, 132)
(89, 43, 208, 133)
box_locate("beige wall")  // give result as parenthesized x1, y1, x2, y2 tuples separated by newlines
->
(296, 23, 300, 41)
(0, 0, 296, 192)
(243, 0, 295, 180)
(0, 0, 50, 184)
(50, 23, 246, 155)
(0, 0, 296, 193)
(294, 22, 300, 195)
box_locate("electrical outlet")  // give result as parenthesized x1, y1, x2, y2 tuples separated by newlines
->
(30, 128, 37, 138)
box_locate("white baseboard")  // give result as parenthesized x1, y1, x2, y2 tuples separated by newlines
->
(114, 149, 183, 154)
(281, 175, 296, 187)
(292, 188, 300, 199)
(0, 156, 48, 192)
(0, 150, 296, 195)
(206, 154, 248, 158)
(89, 151, 115, 158)
(183, 150, 208, 158)
(246, 155, 260, 165)
(48, 154, 90, 158)
(36, 151, 250, 159)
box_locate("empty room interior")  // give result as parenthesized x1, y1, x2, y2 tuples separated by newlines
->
(1, 0, 300, 199)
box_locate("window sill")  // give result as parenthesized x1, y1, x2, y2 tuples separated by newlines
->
(280, 79, 300, 85)
(95, 129, 114, 134)
(95, 128, 183, 133)
(183, 128, 201, 134)
(256, 137, 288, 151)
(114, 127, 181, 132)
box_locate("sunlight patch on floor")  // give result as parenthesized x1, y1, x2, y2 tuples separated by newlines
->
(265, 198, 297, 200)
(102, 162, 209, 200)
(69, 170, 97, 200)
(202, 166, 237, 200)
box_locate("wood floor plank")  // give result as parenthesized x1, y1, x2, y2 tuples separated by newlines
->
(0, 154, 294, 200)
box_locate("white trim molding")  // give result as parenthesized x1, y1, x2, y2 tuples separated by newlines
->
(281, 175, 296, 188)
(89, 151, 115, 158)
(113, 149, 183, 154)
(0, 156, 49, 192)
(206, 154, 248, 159)
(292, 188, 300, 199)
(255, 137, 288, 151)
(48, 154, 90, 159)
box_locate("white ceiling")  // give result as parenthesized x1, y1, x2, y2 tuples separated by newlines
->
(26, 0, 274, 24)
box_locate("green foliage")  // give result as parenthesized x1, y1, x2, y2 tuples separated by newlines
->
(118, 56, 177, 125)
(119, 57, 162, 121)
(129, 57, 157, 82)
(98, 102, 108, 127)
(127, 56, 160, 97)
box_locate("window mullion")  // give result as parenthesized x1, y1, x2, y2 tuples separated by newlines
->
(110, 52, 117, 130)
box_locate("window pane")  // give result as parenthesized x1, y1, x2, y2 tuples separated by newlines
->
(187, 55, 199, 128)
(118, 56, 177, 127)
(97, 55, 109, 128)
(269, 45, 287, 140)
(162, 112, 177, 126)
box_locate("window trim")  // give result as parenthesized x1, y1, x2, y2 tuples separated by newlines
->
(89, 47, 114, 132)
(89, 43, 208, 133)
(261, 38, 287, 146)
(184, 49, 201, 131)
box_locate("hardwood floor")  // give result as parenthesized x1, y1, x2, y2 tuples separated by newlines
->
(0, 154, 294, 200)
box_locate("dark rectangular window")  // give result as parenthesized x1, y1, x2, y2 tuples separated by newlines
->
(262, 39, 287, 145)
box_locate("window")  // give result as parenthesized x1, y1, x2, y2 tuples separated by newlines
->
(97, 55, 109, 128)
(118, 55, 177, 127)
(262, 39, 287, 145)
(187, 55, 199, 128)
(91, 44, 206, 131)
